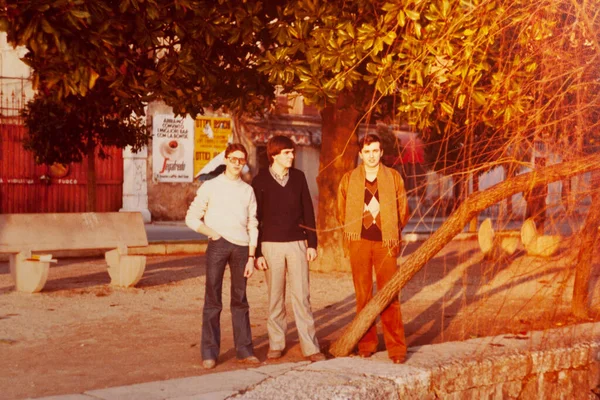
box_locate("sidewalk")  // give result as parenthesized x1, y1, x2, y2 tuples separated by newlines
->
(34, 322, 600, 399)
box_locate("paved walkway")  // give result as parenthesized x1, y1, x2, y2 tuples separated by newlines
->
(34, 322, 600, 399)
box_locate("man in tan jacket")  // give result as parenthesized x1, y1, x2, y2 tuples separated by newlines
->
(337, 133, 410, 364)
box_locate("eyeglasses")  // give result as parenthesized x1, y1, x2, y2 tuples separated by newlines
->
(227, 156, 247, 166)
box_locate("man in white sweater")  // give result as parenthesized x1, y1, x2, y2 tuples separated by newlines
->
(185, 143, 260, 369)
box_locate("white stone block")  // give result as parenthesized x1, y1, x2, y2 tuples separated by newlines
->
(477, 218, 519, 257)
(9, 251, 50, 293)
(105, 248, 146, 288)
(521, 219, 560, 257)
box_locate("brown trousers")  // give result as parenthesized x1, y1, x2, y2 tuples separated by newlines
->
(348, 239, 406, 358)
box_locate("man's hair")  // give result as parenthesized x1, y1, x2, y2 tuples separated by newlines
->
(358, 134, 382, 151)
(225, 143, 248, 159)
(267, 135, 295, 164)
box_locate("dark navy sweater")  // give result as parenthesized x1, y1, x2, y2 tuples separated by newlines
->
(251, 168, 318, 257)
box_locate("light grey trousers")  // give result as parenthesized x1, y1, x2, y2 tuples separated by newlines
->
(262, 240, 320, 356)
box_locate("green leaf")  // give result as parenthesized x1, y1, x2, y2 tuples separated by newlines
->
(440, 101, 453, 115)
(415, 69, 423, 87)
(441, 0, 451, 18)
(457, 93, 466, 109)
(525, 62, 537, 73)
(382, 2, 400, 12)
(70, 10, 91, 19)
(88, 69, 100, 89)
(411, 100, 429, 110)
(405, 10, 420, 21)
(397, 10, 406, 27)
(383, 31, 397, 45)
(414, 22, 422, 38)
(41, 18, 55, 34)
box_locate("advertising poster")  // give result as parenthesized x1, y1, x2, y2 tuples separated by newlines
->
(194, 117, 232, 176)
(153, 114, 195, 182)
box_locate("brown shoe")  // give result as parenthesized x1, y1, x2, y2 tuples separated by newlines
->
(237, 355, 260, 365)
(202, 359, 216, 369)
(307, 352, 326, 362)
(267, 349, 283, 359)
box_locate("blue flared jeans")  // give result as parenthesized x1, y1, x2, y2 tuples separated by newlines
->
(201, 237, 254, 361)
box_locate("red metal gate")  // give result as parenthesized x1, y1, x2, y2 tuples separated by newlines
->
(0, 119, 123, 214)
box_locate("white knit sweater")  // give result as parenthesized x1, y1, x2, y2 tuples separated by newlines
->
(185, 174, 258, 247)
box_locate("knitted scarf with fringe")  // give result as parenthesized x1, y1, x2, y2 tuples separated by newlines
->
(343, 165, 399, 249)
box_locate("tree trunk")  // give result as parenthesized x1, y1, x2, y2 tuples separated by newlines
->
(86, 140, 97, 212)
(312, 93, 361, 272)
(231, 115, 257, 179)
(505, 166, 517, 217)
(562, 177, 571, 213)
(571, 169, 600, 318)
(452, 174, 464, 212)
(329, 153, 600, 357)
(469, 173, 479, 232)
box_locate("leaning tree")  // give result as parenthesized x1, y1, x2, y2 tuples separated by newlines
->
(326, 0, 600, 355)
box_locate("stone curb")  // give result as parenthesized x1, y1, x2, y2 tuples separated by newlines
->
(235, 322, 600, 399)
(32, 322, 600, 400)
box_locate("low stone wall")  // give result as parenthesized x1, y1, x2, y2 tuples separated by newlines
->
(235, 322, 600, 399)
(54, 322, 600, 400)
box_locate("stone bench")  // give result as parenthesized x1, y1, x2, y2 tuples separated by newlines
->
(477, 218, 520, 258)
(520, 218, 561, 257)
(0, 212, 148, 293)
(477, 218, 562, 258)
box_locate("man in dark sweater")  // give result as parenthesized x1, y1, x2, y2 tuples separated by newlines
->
(252, 135, 325, 362)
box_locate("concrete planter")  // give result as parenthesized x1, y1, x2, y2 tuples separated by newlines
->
(477, 218, 520, 257)
(105, 248, 146, 287)
(521, 218, 561, 257)
(9, 252, 50, 293)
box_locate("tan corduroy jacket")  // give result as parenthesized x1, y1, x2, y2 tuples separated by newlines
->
(336, 164, 410, 244)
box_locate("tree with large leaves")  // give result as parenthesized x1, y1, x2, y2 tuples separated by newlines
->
(2, 0, 279, 209)
(2, 0, 279, 116)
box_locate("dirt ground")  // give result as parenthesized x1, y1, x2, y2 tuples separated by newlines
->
(2, 238, 600, 400)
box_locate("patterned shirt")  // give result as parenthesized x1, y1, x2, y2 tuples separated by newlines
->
(361, 177, 382, 241)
